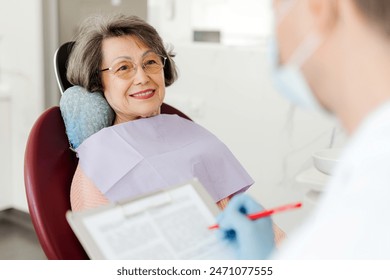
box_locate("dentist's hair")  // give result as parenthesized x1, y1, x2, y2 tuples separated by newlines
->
(67, 14, 178, 92)
(354, 0, 390, 36)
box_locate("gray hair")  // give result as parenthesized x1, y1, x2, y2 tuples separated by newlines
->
(67, 14, 178, 92)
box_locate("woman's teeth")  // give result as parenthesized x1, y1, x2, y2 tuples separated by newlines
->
(132, 90, 153, 97)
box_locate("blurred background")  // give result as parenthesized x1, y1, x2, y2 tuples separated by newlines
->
(0, 0, 347, 258)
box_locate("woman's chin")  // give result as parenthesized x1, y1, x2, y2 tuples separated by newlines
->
(139, 110, 160, 119)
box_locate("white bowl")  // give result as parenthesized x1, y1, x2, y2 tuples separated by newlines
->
(312, 148, 342, 175)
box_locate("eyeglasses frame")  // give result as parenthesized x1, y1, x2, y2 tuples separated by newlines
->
(98, 54, 167, 78)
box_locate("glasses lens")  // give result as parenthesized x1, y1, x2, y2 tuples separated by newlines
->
(143, 54, 165, 74)
(112, 60, 136, 79)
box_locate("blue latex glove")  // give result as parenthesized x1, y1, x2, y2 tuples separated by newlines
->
(217, 194, 275, 259)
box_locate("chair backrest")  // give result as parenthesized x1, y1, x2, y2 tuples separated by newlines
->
(23, 42, 192, 260)
(24, 106, 89, 259)
(54, 41, 75, 94)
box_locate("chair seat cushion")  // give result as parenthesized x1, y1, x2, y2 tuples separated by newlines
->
(59, 86, 115, 149)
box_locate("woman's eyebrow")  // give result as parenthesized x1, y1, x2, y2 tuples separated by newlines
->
(142, 50, 155, 57)
(110, 56, 133, 64)
(110, 50, 155, 64)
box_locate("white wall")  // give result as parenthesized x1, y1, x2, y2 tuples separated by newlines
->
(148, 0, 273, 46)
(0, 0, 45, 211)
(0, 84, 12, 210)
(148, 0, 193, 44)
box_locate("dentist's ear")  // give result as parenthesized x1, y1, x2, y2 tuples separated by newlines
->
(308, 0, 340, 35)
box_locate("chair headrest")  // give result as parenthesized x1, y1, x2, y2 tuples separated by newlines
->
(59, 86, 115, 150)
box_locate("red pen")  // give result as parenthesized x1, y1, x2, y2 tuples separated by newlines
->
(208, 202, 302, 230)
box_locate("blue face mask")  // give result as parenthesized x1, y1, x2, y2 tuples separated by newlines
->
(268, 35, 329, 114)
(269, 0, 329, 114)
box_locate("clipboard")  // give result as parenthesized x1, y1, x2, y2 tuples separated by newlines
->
(66, 179, 235, 260)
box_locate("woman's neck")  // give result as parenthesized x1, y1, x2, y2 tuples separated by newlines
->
(113, 108, 161, 125)
(113, 114, 138, 125)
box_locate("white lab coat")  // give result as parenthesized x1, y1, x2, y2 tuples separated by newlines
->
(274, 101, 390, 259)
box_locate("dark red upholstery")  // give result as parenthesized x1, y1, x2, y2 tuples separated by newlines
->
(24, 104, 191, 260)
(161, 103, 191, 121)
(24, 106, 88, 260)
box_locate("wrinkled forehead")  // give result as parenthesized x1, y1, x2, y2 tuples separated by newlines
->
(101, 35, 153, 65)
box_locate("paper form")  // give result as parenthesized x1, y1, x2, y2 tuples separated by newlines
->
(66, 181, 235, 260)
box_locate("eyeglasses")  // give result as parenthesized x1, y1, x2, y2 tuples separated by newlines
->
(99, 53, 167, 79)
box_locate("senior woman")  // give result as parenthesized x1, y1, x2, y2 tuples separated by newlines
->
(65, 14, 246, 209)
(64, 14, 285, 242)
(67, 15, 235, 211)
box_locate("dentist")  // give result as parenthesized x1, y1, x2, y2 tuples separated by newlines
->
(218, 0, 390, 259)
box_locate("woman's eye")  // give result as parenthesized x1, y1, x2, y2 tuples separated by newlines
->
(144, 59, 158, 65)
(117, 65, 129, 71)
(115, 62, 134, 73)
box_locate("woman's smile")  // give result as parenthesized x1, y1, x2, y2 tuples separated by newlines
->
(129, 89, 156, 99)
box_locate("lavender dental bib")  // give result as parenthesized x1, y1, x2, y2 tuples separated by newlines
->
(76, 114, 253, 202)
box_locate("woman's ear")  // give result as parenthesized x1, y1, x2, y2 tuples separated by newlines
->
(308, 0, 339, 35)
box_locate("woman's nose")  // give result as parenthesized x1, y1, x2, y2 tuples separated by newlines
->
(132, 65, 150, 85)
